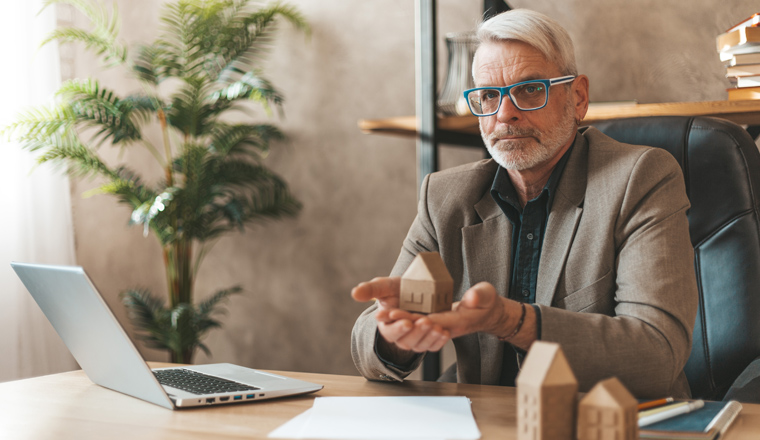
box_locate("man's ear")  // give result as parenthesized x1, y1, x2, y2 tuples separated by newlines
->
(573, 74, 590, 121)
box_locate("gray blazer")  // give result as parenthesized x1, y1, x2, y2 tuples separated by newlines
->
(351, 127, 698, 399)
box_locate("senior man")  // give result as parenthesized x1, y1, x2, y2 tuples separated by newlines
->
(351, 9, 697, 398)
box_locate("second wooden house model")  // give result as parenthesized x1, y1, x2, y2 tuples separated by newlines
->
(577, 377, 638, 440)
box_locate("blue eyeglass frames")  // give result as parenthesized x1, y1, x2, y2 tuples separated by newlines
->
(463, 75, 576, 116)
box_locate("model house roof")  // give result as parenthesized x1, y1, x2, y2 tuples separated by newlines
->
(402, 252, 454, 282)
(581, 377, 637, 409)
(516, 341, 578, 387)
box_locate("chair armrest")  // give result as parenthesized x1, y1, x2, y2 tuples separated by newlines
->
(723, 357, 760, 403)
(437, 362, 457, 383)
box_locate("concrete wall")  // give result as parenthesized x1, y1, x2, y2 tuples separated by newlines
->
(67, 0, 758, 376)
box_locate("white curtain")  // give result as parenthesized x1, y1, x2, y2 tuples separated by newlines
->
(0, 2, 77, 381)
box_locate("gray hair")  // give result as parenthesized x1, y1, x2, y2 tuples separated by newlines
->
(475, 9, 578, 76)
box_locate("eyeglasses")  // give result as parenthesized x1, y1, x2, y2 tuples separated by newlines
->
(463, 75, 576, 116)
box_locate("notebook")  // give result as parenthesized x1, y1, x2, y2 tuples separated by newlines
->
(10, 262, 323, 409)
(639, 400, 743, 439)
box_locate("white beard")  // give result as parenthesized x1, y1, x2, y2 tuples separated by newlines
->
(481, 100, 577, 171)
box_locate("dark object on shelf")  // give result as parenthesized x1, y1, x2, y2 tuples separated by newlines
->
(483, 0, 511, 20)
(438, 32, 478, 116)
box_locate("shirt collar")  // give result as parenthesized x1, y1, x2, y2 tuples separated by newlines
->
(490, 139, 575, 215)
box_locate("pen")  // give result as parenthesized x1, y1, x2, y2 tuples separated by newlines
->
(638, 401, 690, 419)
(638, 400, 705, 428)
(638, 397, 675, 411)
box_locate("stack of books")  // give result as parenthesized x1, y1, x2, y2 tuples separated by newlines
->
(718, 14, 760, 100)
(638, 399, 742, 439)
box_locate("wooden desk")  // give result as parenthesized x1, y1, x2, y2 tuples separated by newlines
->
(2, 364, 760, 439)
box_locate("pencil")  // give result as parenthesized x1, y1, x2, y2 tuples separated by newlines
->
(638, 401, 690, 419)
(638, 397, 675, 411)
(639, 400, 705, 428)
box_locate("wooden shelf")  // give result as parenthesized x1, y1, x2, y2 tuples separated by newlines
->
(358, 100, 760, 140)
(585, 99, 760, 125)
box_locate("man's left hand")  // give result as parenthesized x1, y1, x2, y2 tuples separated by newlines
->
(388, 282, 538, 349)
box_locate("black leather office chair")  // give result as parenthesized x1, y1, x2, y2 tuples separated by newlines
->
(439, 116, 760, 402)
(593, 116, 760, 402)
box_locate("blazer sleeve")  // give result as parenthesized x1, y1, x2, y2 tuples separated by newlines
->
(350, 174, 437, 381)
(538, 147, 698, 398)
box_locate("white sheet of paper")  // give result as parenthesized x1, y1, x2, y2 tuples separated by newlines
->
(269, 396, 481, 440)
(268, 409, 313, 438)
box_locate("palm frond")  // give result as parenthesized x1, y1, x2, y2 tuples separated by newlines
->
(58, 79, 120, 114)
(130, 188, 178, 242)
(132, 44, 182, 85)
(208, 122, 283, 158)
(121, 286, 236, 357)
(146, 0, 308, 83)
(150, 0, 213, 80)
(2, 103, 77, 145)
(196, 342, 212, 357)
(58, 79, 148, 145)
(248, 1, 309, 35)
(171, 144, 213, 227)
(34, 131, 121, 180)
(166, 304, 200, 355)
(121, 289, 172, 349)
(121, 94, 161, 123)
(190, 169, 301, 240)
(238, 174, 301, 221)
(166, 77, 214, 137)
(121, 288, 167, 327)
(197, 286, 241, 317)
(216, 1, 310, 84)
(209, 71, 283, 115)
(89, 166, 157, 212)
(211, 160, 278, 187)
(41, 0, 127, 65)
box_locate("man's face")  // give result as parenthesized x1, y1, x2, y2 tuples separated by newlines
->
(473, 40, 584, 171)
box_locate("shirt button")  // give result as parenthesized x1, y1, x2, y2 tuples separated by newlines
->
(526, 233, 534, 240)
(522, 289, 530, 297)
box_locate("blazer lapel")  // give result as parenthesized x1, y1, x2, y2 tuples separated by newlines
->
(462, 189, 512, 384)
(536, 133, 589, 307)
(463, 193, 511, 295)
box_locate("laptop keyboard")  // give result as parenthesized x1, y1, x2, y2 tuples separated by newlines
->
(154, 368, 259, 395)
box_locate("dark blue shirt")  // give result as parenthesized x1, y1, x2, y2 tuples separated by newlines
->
(490, 143, 574, 385)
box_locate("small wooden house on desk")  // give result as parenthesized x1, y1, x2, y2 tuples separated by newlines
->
(516, 341, 578, 440)
(577, 377, 638, 440)
(399, 252, 453, 314)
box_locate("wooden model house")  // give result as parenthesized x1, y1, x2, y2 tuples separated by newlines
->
(577, 377, 638, 440)
(515, 341, 578, 440)
(399, 252, 453, 314)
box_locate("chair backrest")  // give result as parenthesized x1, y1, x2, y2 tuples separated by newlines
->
(592, 116, 760, 400)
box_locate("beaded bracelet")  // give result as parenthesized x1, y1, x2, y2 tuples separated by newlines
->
(499, 302, 526, 342)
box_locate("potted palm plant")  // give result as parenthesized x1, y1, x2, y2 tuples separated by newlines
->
(4, 0, 308, 363)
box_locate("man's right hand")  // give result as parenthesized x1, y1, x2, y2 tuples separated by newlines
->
(351, 277, 450, 354)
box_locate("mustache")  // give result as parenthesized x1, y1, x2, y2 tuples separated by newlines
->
(486, 126, 540, 143)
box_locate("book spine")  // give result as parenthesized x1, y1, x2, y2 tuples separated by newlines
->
(728, 13, 760, 33)
(737, 77, 760, 88)
(717, 27, 760, 53)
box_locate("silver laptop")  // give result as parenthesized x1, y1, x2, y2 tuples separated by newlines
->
(10, 262, 323, 409)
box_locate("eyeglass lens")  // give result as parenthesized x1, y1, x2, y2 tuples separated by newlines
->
(468, 82, 547, 114)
